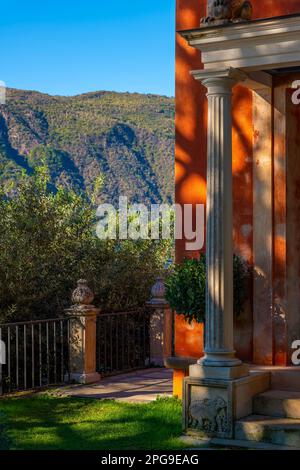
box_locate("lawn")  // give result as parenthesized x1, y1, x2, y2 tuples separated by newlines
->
(0, 395, 192, 450)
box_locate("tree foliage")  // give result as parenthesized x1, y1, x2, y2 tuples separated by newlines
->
(0, 168, 172, 322)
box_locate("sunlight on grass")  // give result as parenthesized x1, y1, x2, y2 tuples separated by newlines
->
(0, 396, 190, 451)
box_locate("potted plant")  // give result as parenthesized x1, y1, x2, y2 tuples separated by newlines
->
(165, 255, 250, 325)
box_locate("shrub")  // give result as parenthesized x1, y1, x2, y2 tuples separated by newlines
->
(165, 255, 250, 324)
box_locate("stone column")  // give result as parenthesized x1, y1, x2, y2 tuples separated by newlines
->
(182, 69, 270, 440)
(65, 280, 100, 384)
(146, 277, 171, 366)
(190, 68, 248, 377)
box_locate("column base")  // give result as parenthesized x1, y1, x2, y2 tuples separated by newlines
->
(190, 363, 249, 380)
(199, 351, 242, 367)
(67, 372, 101, 385)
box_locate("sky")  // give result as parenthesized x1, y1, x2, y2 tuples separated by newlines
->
(0, 0, 175, 97)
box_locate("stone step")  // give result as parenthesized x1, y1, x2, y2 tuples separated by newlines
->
(180, 435, 295, 450)
(211, 438, 296, 450)
(254, 390, 300, 419)
(252, 366, 300, 391)
(270, 369, 300, 391)
(235, 415, 300, 448)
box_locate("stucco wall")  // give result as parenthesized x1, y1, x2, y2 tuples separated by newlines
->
(175, 0, 300, 368)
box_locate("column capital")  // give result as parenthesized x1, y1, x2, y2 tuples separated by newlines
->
(191, 67, 247, 90)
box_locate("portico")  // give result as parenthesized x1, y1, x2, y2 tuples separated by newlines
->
(178, 12, 300, 441)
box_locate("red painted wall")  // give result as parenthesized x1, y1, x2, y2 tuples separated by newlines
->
(175, 0, 300, 365)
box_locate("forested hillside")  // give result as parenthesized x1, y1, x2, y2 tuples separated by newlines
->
(0, 88, 174, 205)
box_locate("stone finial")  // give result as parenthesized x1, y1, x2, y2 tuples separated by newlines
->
(201, 0, 252, 27)
(71, 279, 94, 306)
(149, 277, 167, 305)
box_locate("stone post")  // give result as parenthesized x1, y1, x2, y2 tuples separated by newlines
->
(65, 280, 100, 384)
(146, 277, 172, 366)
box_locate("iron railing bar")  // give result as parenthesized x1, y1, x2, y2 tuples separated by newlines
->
(31, 324, 35, 389)
(7, 327, 11, 392)
(0, 327, 2, 395)
(39, 323, 42, 387)
(97, 319, 101, 373)
(104, 319, 107, 374)
(16, 326, 19, 390)
(53, 322, 57, 383)
(116, 316, 119, 372)
(67, 319, 70, 383)
(110, 316, 113, 373)
(127, 314, 130, 368)
(122, 314, 125, 371)
(46, 322, 50, 384)
(24, 324, 27, 390)
(60, 320, 64, 383)
(137, 315, 141, 366)
(143, 313, 146, 365)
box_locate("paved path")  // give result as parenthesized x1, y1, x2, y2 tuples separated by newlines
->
(63, 368, 173, 403)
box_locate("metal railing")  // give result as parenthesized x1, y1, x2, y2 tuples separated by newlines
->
(96, 309, 150, 377)
(0, 308, 152, 394)
(0, 317, 70, 394)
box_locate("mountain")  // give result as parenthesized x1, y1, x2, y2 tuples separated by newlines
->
(0, 88, 174, 205)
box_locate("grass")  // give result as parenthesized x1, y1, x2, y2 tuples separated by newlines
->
(0, 395, 193, 451)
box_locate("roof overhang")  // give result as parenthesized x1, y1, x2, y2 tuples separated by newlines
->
(179, 14, 300, 72)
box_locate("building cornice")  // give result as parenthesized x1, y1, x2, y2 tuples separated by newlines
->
(179, 14, 300, 72)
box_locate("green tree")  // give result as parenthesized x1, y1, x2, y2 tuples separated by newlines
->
(0, 167, 171, 322)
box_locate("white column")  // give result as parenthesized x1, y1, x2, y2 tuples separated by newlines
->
(192, 68, 246, 368)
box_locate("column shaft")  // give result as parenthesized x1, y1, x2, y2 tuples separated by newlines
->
(202, 76, 241, 366)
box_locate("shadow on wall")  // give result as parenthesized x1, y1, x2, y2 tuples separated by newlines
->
(174, 0, 300, 363)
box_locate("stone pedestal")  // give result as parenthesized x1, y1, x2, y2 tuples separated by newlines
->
(66, 305, 100, 384)
(183, 371, 270, 439)
(65, 280, 100, 384)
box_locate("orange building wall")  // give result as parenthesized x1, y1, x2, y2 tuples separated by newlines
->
(174, 0, 300, 381)
(174, 0, 206, 363)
